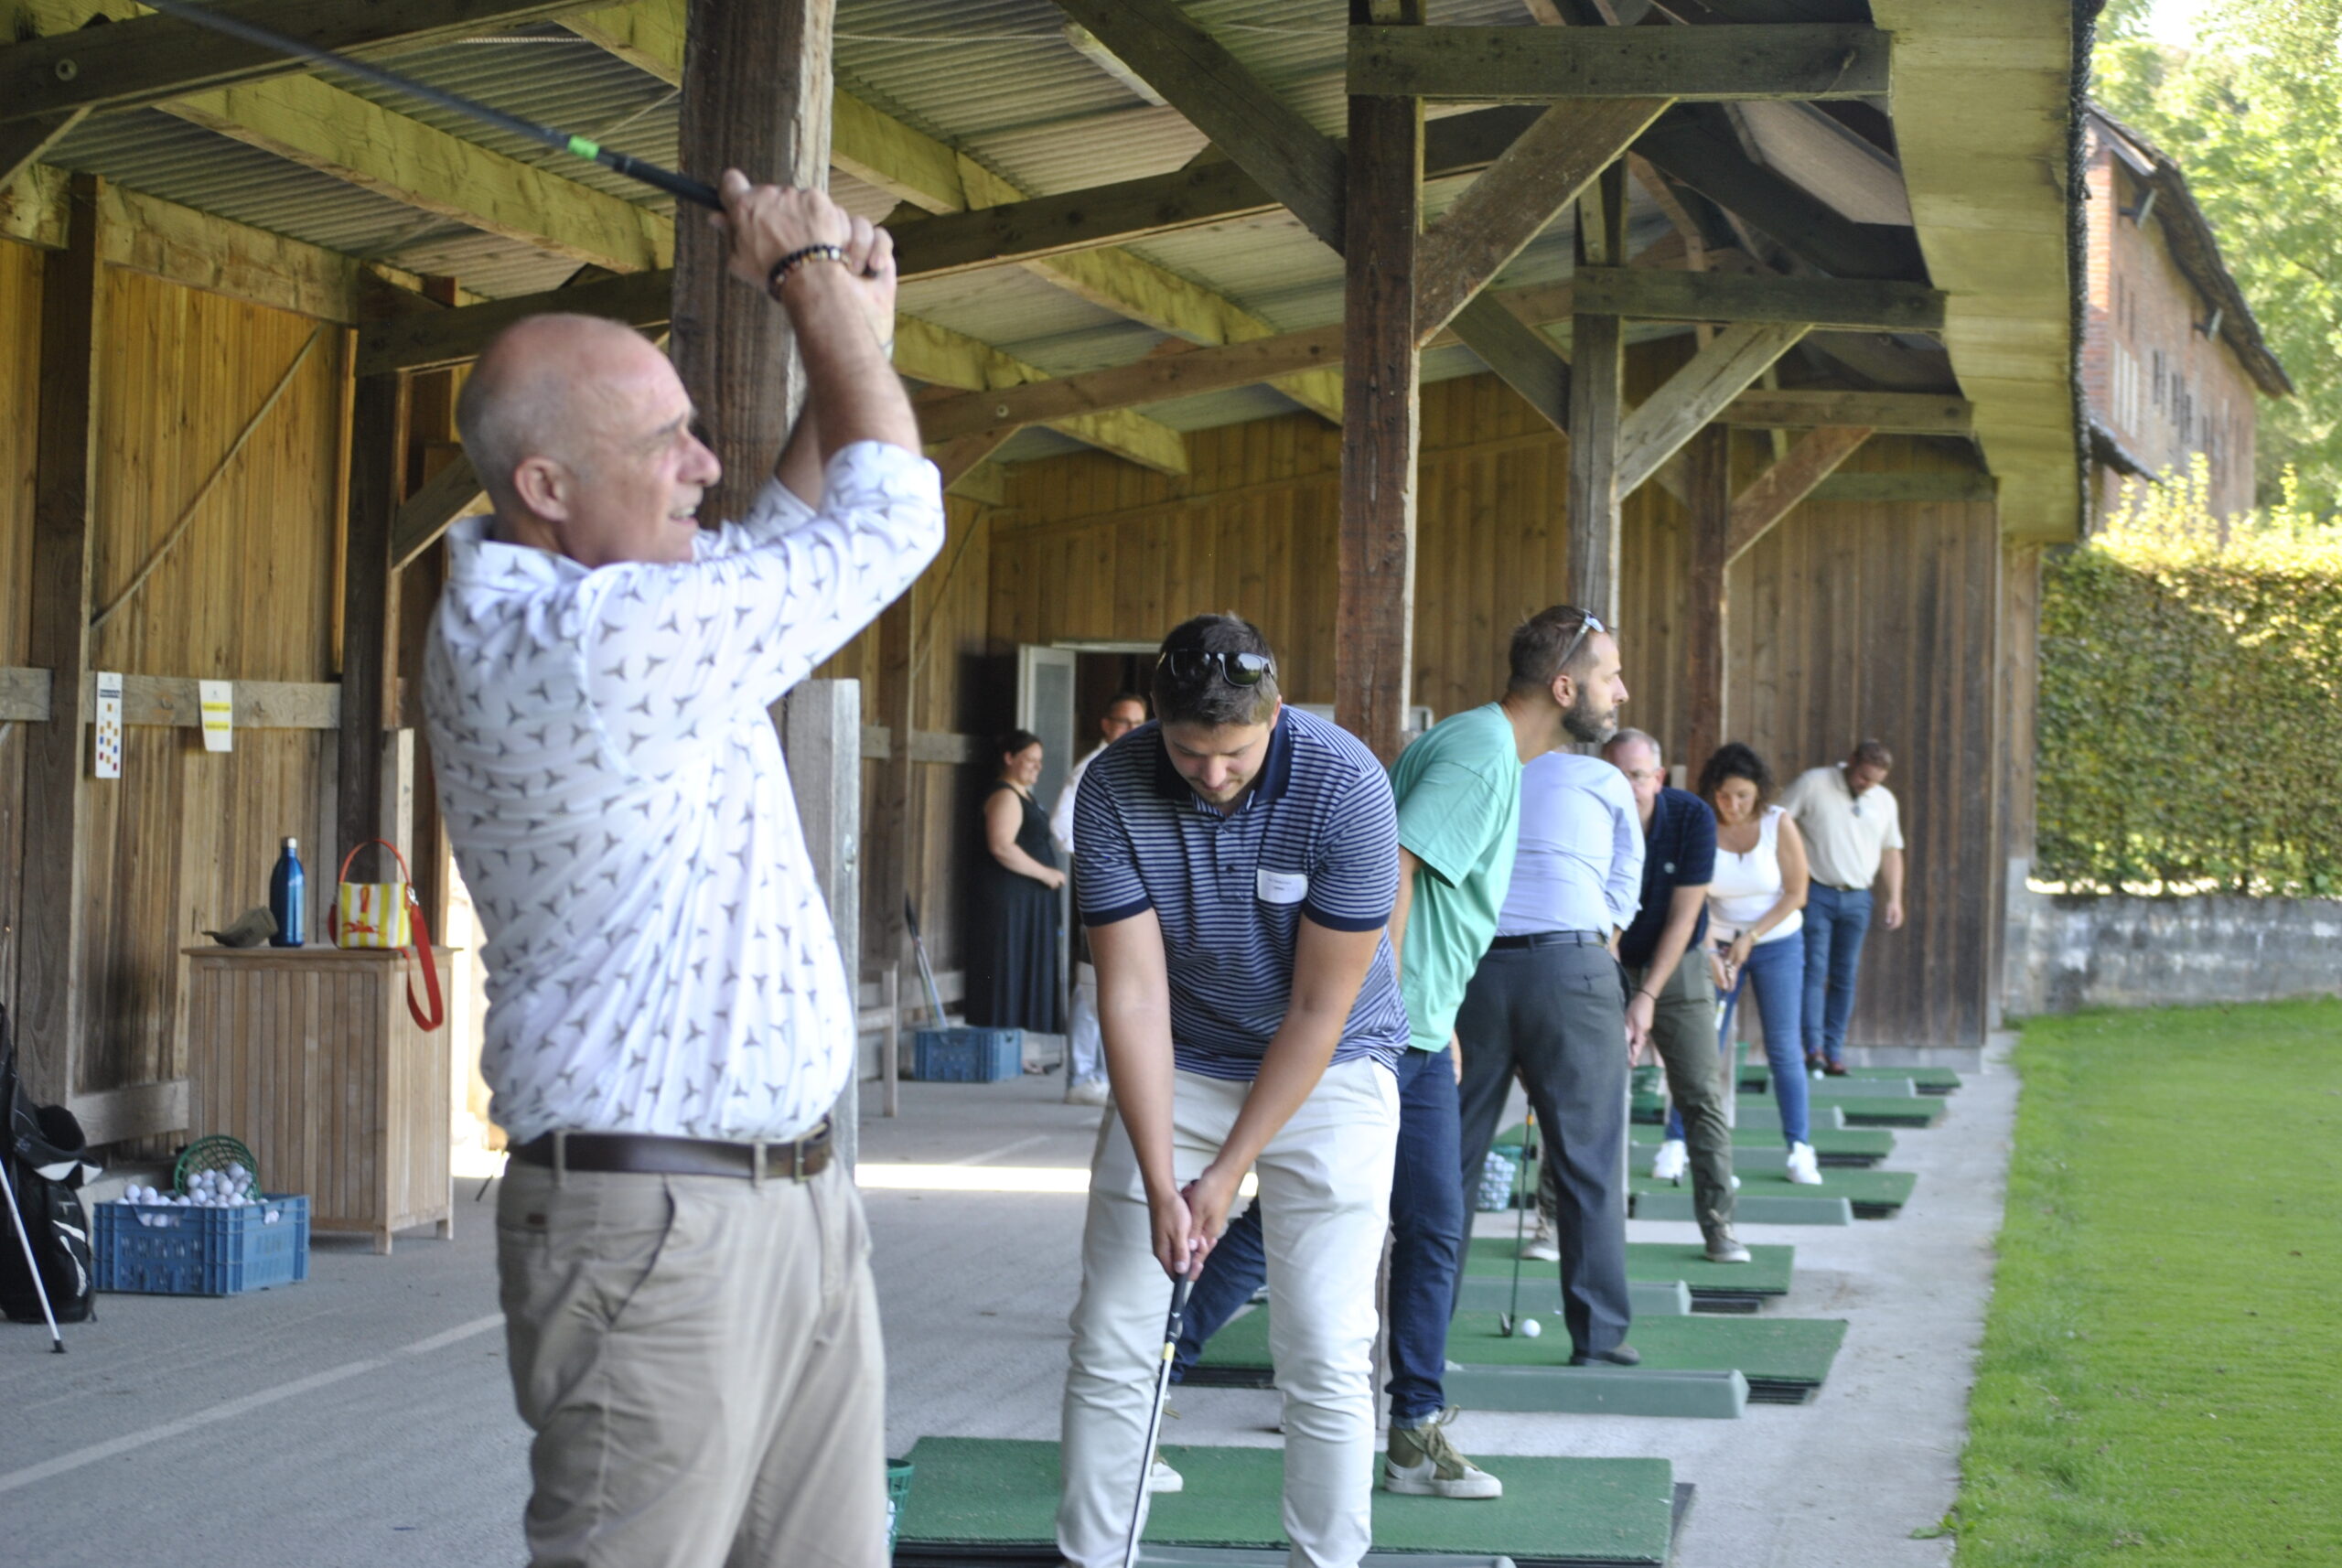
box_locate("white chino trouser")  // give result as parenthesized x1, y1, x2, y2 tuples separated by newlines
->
(1057, 1057, 1401, 1568)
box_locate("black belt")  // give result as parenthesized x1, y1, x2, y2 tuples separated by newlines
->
(511, 1121, 833, 1183)
(1488, 929, 1606, 950)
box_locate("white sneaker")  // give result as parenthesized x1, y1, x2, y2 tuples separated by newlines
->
(1649, 1139, 1688, 1183)
(1146, 1456, 1182, 1493)
(1785, 1142, 1823, 1185)
(1520, 1214, 1560, 1262)
(1063, 1077, 1112, 1107)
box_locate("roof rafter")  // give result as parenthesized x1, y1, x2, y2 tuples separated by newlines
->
(564, 1, 1343, 424)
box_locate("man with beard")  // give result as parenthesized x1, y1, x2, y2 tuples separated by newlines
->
(1450, 623, 1642, 1369)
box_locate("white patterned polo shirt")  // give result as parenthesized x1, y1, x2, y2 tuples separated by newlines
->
(423, 441, 944, 1146)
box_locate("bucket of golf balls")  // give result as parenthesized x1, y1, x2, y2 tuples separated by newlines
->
(1474, 1148, 1521, 1212)
(93, 1171, 309, 1296)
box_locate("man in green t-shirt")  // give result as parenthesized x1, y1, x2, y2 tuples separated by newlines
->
(1379, 604, 1627, 1499)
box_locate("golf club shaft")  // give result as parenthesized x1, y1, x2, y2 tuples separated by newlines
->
(142, 0, 722, 209)
(1504, 1111, 1533, 1329)
(1122, 1273, 1194, 1568)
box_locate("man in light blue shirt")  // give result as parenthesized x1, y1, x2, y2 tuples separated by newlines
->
(1453, 732, 1645, 1366)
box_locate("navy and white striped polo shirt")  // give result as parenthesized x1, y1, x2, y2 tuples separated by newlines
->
(1072, 705, 1410, 1080)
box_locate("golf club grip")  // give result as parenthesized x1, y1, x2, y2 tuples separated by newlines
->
(602, 151, 723, 210)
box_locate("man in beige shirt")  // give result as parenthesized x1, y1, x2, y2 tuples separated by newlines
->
(1779, 742, 1906, 1076)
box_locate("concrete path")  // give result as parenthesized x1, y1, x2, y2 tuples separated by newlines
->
(0, 1038, 2014, 1567)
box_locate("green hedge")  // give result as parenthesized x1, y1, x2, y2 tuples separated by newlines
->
(2036, 499, 2342, 896)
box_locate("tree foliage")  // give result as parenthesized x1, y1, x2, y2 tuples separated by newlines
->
(2037, 464, 2342, 896)
(2091, 1, 2342, 515)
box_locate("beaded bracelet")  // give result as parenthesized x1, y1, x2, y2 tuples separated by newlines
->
(767, 242, 847, 297)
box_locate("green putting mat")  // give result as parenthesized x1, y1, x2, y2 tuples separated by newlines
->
(891, 1436, 1681, 1568)
(1740, 1063, 1962, 1095)
(1631, 1122, 1896, 1165)
(1631, 1165, 1916, 1219)
(1801, 1093, 1947, 1128)
(1463, 1236, 1794, 1311)
(1631, 1097, 1852, 1130)
(1193, 1305, 1845, 1404)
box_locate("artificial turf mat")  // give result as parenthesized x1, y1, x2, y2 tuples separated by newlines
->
(1949, 1001, 2342, 1564)
(891, 1436, 1680, 1567)
(1632, 1165, 1917, 1219)
(1631, 1122, 1897, 1165)
(1630, 1096, 1852, 1129)
(1192, 1304, 1845, 1403)
(1740, 1063, 1963, 1095)
(1812, 1092, 1946, 1128)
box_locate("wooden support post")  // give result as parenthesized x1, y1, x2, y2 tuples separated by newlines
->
(868, 595, 914, 1047)
(1567, 162, 1628, 624)
(1337, 0, 1422, 763)
(18, 172, 103, 1108)
(1682, 425, 1730, 773)
(780, 679, 861, 1170)
(671, 0, 835, 524)
(337, 371, 408, 883)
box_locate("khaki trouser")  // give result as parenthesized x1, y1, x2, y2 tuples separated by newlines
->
(1630, 950, 1735, 1233)
(496, 1156, 886, 1568)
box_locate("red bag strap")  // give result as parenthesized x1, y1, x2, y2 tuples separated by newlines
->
(330, 839, 445, 1031)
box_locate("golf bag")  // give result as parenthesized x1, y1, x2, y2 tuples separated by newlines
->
(0, 1007, 100, 1326)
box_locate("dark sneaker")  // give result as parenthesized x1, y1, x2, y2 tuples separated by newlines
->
(1570, 1343, 1642, 1367)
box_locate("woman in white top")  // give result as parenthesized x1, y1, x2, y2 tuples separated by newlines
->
(1658, 742, 1821, 1184)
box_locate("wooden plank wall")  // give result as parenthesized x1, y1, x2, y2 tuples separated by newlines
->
(815, 493, 994, 974)
(0, 242, 347, 1108)
(984, 370, 2005, 1047)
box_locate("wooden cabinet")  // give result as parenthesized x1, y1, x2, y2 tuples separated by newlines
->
(180, 946, 453, 1253)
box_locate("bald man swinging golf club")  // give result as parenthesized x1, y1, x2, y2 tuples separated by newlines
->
(424, 173, 942, 1567)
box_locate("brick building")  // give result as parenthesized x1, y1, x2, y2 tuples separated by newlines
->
(2081, 107, 2292, 526)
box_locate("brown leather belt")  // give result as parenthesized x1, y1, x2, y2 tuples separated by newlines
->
(511, 1121, 833, 1183)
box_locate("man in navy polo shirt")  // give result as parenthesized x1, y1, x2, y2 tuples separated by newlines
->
(1602, 728, 1745, 1263)
(1057, 615, 1408, 1568)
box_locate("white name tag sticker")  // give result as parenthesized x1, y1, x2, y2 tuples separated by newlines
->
(1256, 868, 1310, 906)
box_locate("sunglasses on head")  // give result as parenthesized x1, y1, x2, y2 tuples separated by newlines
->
(1555, 608, 1606, 673)
(1157, 650, 1276, 688)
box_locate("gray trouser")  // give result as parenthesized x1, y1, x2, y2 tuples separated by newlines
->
(1631, 950, 1735, 1234)
(1453, 938, 1630, 1359)
(497, 1159, 887, 1568)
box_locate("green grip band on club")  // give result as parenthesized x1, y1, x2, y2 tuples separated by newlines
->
(566, 135, 602, 160)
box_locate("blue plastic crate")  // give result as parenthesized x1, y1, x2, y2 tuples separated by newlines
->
(93, 1195, 310, 1296)
(912, 1027, 1023, 1082)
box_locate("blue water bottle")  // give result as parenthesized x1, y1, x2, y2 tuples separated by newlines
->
(269, 836, 306, 948)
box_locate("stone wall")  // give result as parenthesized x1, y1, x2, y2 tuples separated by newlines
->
(2003, 865, 2342, 1015)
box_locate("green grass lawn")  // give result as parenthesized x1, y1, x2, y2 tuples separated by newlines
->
(1952, 998, 2342, 1565)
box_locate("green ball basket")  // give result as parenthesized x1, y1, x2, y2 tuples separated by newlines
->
(174, 1133, 263, 1197)
(886, 1458, 915, 1554)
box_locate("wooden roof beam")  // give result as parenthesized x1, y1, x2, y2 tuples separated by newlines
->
(1635, 109, 1923, 280)
(1724, 424, 1871, 564)
(1049, 0, 1576, 432)
(1348, 23, 1890, 102)
(1570, 267, 1944, 333)
(0, 0, 596, 124)
(1615, 320, 1809, 495)
(1716, 389, 1972, 435)
(566, 0, 1341, 423)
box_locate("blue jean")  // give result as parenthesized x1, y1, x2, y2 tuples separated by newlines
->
(1168, 1047, 1460, 1427)
(1666, 932, 1808, 1147)
(1800, 885, 1874, 1067)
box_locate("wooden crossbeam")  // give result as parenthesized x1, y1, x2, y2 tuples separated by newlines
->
(1810, 469, 1995, 503)
(890, 106, 1541, 282)
(1413, 98, 1668, 343)
(1569, 267, 1944, 333)
(0, 108, 85, 188)
(1725, 425, 1872, 564)
(1636, 112, 1923, 281)
(1716, 390, 1972, 435)
(390, 452, 487, 572)
(0, 0, 594, 123)
(159, 76, 670, 275)
(1616, 321, 1809, 496)
(1348, 24, 1891, 102)
(1049, 0, 1576, 433)
(360, 271, 672, 377)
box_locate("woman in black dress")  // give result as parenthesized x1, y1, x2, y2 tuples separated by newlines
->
(965, 729, 1065, 1031)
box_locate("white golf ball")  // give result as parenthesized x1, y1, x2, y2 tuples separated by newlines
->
(1519, 1317, 1542, 1338)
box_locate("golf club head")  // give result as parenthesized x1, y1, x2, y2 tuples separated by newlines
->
(1498, 1313, 1515, 1337)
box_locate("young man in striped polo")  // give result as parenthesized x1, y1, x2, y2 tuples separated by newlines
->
(1056, 615, 1409, 1568)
